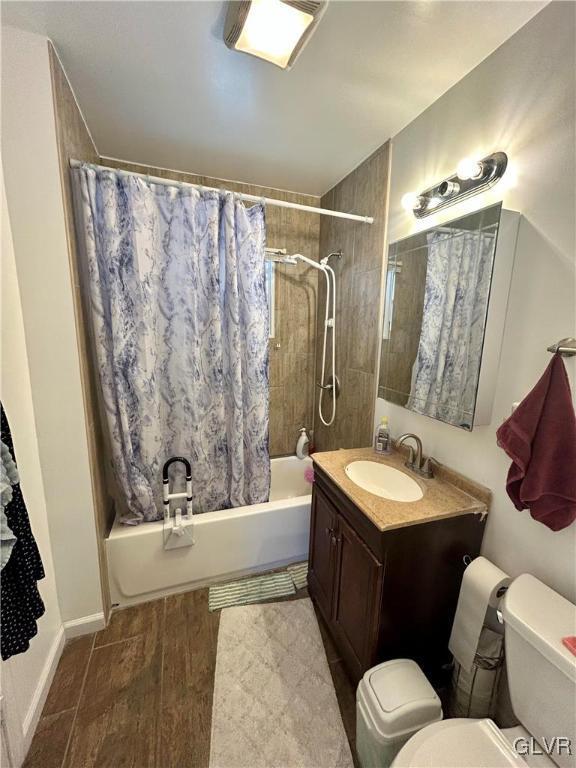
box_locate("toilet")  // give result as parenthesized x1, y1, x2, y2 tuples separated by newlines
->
(392, 574, 576, 768)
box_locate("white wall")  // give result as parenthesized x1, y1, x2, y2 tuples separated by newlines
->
(1, 26, 103, 623)
(0, 172, 64, 766)
(375, 2, 576, 601)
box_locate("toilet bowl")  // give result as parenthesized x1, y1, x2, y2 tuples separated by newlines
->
(391, 574, 576, 768)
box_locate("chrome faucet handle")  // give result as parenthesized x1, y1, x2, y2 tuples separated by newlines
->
(421, 455, 439, 479)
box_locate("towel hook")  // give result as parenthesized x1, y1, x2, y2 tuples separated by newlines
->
(547, 337, 576, 357)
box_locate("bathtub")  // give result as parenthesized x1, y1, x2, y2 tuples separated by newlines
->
(106, 455, 313, 607)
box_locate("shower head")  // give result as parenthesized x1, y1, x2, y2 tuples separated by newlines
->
(265, 248, 298, 265)
(292, 253, 328, 271)
(267, 252, 336, 269)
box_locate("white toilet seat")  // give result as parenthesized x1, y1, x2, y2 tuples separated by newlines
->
(391, 718, 530, 768)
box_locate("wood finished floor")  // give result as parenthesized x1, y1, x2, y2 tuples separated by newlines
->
(24, 587, 358, 768)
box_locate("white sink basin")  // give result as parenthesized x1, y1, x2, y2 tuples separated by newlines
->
(344, 460, 423, 502)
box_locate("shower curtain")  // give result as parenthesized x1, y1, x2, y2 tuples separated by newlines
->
(407, 228, 494, 427)
(71, 164, 270, 523)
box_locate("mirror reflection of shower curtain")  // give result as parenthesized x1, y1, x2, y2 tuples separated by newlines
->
(71, 165, 270, 524)
(407, 228, 495, 428)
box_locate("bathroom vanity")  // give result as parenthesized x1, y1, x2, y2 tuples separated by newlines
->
(308, 448, 490, 684)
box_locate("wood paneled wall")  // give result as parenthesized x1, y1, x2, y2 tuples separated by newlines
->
(314, 143, 390, 451)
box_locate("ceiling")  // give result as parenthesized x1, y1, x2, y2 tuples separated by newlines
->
(2, 1, 546, 196)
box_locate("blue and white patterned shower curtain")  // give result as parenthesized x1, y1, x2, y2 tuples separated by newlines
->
(407, 228, 494, 427)
(71, 165, 270, 523)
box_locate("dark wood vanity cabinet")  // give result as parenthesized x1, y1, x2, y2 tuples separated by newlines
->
(309, 483, 339, 615)
(308, 465, 486, 685)
(331, 514, 383, 675)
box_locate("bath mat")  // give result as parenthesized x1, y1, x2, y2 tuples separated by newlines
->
(208, 571, 295, 611)
(209, 598, 353, 768)
(287, 560, 309, 590)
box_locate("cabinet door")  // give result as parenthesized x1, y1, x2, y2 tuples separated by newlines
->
(308, 485, 338, 622)
(332, 514, 383, 678)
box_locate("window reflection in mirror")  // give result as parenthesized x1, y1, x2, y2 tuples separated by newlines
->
(378, 203, 502, 430)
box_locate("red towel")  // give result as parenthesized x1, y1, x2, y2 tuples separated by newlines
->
(562, 636, 576, 657)
(496, 354, 576, 532)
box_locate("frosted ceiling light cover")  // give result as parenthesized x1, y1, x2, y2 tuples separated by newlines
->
(225, 0, 327, 70)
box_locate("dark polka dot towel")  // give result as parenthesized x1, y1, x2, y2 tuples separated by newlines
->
(1, 403, 45, 660)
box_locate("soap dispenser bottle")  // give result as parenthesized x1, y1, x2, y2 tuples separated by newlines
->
(296, 427, 310, 460)
(374, 417, 392, 454)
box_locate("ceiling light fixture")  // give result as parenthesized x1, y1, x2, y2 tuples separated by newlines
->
(224, 0, 328, 70)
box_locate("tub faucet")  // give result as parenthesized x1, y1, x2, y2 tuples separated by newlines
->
(395, 433, 436, 478)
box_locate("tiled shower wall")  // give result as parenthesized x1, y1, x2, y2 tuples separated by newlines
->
(314, 143, 390, 451)
(266, 205, 320, 455)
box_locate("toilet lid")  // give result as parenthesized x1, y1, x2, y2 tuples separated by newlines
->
(392, 718, 529, 768)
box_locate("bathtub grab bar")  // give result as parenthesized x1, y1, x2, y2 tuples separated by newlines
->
(162, 456, 193, 519)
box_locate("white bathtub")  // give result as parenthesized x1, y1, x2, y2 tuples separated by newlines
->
(106, 455, 313, 607)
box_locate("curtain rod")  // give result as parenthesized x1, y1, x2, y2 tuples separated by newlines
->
(69, 159, 374, 225)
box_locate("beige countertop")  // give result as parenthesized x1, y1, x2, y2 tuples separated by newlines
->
(312, 447, 490, 532)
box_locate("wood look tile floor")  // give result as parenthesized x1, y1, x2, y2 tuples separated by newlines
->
(24, 587, 358, 768)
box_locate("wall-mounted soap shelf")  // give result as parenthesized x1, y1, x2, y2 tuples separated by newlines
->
(547, 338, 576, 357)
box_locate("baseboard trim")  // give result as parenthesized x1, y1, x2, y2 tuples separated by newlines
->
(20, 613, 106, 757)
(22, 626, 65, 745)
(63, 612, 106, 638)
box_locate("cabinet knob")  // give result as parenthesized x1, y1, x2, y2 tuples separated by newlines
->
(324, 526, 339, 545)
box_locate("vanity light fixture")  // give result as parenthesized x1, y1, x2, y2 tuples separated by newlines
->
(404, 151, 508, 219)
(224, 0, 328, 70)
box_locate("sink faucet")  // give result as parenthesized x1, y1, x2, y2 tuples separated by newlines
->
(395, 433, 436, 478)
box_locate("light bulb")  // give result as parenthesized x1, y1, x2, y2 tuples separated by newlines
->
(401, 192, 426, 212)
(456, 157, 484, 181)
(438, 180, 460, 198)
(401, 192, 418, 211)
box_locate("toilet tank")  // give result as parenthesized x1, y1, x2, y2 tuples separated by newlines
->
(503, 574, 576, 768)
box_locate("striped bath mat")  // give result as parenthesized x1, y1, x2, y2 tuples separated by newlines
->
(208, 571, 295, 611)
(288, 561, 308, 590)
